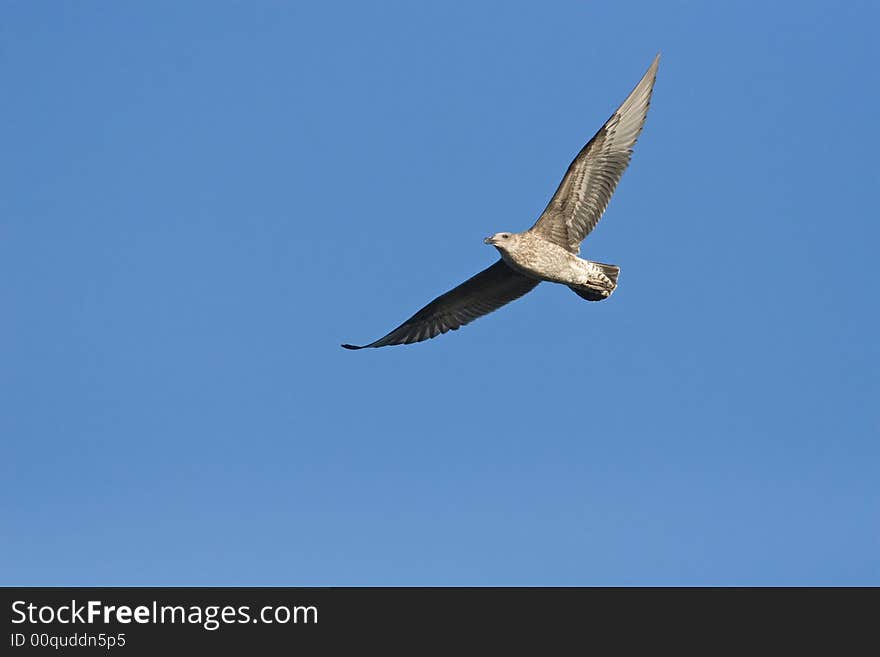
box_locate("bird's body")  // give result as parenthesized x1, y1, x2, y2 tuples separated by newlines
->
(343, 54, 660, 350)
(490, 231, 619, 300)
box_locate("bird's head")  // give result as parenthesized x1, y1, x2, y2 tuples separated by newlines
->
(483, 232, 517, 252)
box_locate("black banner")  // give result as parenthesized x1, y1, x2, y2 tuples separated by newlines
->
(1, 587, 873, 653)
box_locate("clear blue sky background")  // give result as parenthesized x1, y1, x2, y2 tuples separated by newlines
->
(2, 1, 878, 585)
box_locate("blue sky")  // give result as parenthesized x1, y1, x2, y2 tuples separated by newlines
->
(2, 1, 878, 585)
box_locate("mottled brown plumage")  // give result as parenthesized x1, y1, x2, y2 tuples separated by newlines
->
(343, 54, 659, 350)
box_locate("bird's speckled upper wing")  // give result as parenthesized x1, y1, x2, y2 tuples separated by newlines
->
(529, 54, 659, 254)
(342, 260, 539, 349)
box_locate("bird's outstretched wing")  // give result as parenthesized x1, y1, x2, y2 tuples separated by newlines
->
(529, 54, 659, 254)
(342, 260, 539, 349)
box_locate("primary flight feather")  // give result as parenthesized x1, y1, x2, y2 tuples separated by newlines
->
(343, 54, 659, 350)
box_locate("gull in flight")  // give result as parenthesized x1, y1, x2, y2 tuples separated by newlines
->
(343, 54, 659, 350)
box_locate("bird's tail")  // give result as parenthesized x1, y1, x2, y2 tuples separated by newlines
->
(568, 262, 619, 302)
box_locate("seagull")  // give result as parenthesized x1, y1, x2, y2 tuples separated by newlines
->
(342, 54, 659, 350)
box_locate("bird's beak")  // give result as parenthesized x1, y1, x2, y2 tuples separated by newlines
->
(483, 235, 495, 245)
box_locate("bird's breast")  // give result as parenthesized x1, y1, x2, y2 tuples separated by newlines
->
(502, 245, 574, 283)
